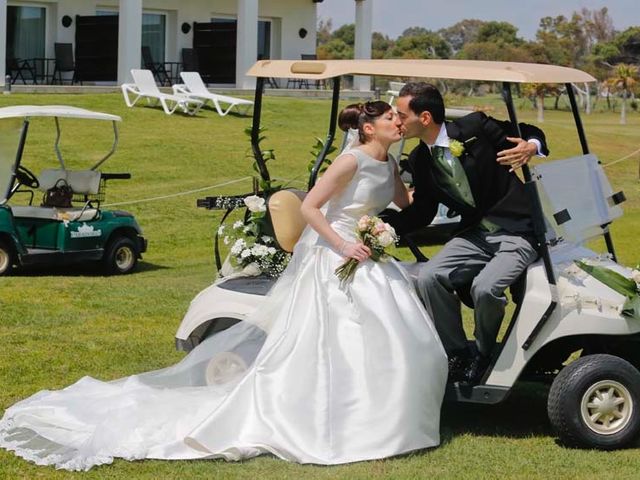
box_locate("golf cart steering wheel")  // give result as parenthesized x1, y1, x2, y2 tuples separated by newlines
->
(15, 165, 39, 189)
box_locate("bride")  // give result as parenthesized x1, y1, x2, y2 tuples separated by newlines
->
(0, 101, 448, 471)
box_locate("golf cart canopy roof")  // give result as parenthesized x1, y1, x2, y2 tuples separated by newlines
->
(0, 106, 121, 122)
(248, 59, 596, 84)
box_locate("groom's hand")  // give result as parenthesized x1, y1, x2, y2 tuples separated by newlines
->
(496, 137, 537, 172)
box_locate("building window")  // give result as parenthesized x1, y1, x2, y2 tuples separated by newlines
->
(211, 17, 272, 60)
(142, 13, 166, 63)
(258, 20, 271, 60)
(6, 6, 46, 61)
(96, 10, 166, 63)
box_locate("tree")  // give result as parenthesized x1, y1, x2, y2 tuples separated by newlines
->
(613, 27, 640, 64)
(605, 63, 638, 124)
(439, 19, 486, 53)
(372, 32, 394, 59)
(387, 30, 451, 59)
(522, 83, 562, 122)
(317, 38, 353, 60)
(316, 22, 354, 60)
(476, 21, 522, 45)
(458, 41, 533, 62)
(536, 14, 587, 67)
(333, 24, 355, 46)
(316, 18, 333, 46)
(581, 7, 615, 45)
(535, 9, 615, 69)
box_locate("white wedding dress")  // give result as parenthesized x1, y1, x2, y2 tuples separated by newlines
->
(0, 148, 448, 471)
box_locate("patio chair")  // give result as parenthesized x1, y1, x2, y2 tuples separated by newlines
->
(181, 48, 199, 73)
(121, 69, 203, 115)
(172, 71, 253, 116)
(52, 43, 81, 85)
(142, 46, 171, 86)
(6, 55, 37, 85)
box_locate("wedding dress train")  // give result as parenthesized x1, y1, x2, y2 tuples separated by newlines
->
(0, 148, 448, 471)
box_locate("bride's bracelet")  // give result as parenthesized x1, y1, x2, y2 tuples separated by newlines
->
(338, 240, 347, 256)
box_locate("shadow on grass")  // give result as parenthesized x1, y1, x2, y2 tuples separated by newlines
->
(199, 105, 252, 118)
(10, 261, 168, 277)
(440, 381, 552, 442)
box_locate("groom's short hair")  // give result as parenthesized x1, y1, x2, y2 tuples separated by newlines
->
(399, 82, 445, 124)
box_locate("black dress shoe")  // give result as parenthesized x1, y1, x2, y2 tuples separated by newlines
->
(462, 354, 491, 385)
(447, 350, 471, 382)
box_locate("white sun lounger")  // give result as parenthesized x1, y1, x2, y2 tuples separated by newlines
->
(173, 71, 253, 117)
(121, 69, 203, 115)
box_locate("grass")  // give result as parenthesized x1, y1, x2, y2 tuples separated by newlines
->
(1, 91, 640, 479)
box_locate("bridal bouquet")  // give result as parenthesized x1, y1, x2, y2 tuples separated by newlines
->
(335, 215, 398, 284)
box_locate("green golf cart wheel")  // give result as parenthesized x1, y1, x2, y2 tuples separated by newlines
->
(103, 236, 138, 275)
(0, 239, 15, 276)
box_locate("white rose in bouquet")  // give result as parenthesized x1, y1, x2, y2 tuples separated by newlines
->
(244, 195, 266, 213)
(377, 230, 396, 248)
(357, 215, 371, 232)
(632, 269, 640, 286)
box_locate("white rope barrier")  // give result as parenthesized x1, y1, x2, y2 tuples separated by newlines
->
(103, 176, 253, 207)
(97, 147, 640, 209)
(602, 147, 640, 169)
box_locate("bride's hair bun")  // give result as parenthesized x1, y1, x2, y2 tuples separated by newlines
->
(337, 101, 393, 143)
(338, 103, 364, 132)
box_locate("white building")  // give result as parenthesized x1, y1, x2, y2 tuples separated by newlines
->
(1, 0, 373, 90)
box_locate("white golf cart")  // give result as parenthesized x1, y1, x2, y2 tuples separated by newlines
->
(176, 60, 640, 450)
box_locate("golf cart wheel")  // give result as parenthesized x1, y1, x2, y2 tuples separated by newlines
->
(103, 236, 138, 275)
(548, 354, 640, 449)
(0, 239, 15, 276)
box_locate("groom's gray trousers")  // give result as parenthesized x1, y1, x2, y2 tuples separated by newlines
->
(415, 228, 538, 357)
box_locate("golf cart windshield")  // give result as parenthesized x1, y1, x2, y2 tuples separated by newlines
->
(0, 106, 121, 205)
(0, 118, 25, 204)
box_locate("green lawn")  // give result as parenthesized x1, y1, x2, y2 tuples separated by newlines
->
(1, 92, 640, 479)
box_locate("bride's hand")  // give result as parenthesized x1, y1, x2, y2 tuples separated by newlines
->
(341, 241, 371, 262)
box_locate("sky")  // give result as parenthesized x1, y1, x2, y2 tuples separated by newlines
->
(316, 0, 639, 40)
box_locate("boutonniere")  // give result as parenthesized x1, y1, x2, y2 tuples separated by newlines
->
(449, 139, 465, 158)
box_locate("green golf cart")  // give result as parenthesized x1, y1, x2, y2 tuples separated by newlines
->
(0, 105, 147, 276)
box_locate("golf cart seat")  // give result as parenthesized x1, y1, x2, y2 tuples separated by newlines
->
(266, 189, 307, 252)
(39, 169, 101, 195)
(11, 205, 98, 222)
(15, 168, 102, 221)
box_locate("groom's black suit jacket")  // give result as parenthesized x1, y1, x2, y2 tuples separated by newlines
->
(388, 112, 549, 238)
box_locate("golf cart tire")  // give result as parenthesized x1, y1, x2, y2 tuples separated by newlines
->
(548, 354, 640, 450)
(103, 235, 139, 275)
(0, 238, 15, 276)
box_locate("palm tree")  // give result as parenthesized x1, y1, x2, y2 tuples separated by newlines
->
(522, 83, 562, 123)
(605, 64, 638, 125)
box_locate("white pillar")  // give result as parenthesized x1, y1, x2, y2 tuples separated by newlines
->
(236, 0, 258, 90)
(0, 0, 7, 87)
(117, 0, 142, 84)
(354, 0, 372, 92)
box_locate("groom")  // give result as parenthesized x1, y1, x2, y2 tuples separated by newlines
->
(387, 82, 548, 385)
